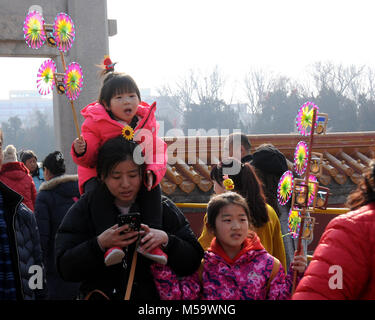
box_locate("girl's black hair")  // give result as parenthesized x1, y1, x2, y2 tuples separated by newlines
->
(210, 157, 269, 228)
(346, 160, 375, 210)
(98, 71, 141, 110)
(97, 135, 145, 180)
(42, 151, 65, 177)
(207, 192, 252, 231)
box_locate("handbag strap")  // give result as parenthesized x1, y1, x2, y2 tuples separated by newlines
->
(84, 289, 110, 300)
(124, 239, 139, 300)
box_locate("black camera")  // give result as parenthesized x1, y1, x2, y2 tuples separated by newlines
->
(117, 212, 141, 232)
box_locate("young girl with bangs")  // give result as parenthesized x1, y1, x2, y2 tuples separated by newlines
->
(199, 157, 287, 270)
(71, 57, 167, 267)
(151, 192, 307, 300)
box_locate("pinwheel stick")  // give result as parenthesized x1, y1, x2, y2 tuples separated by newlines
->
(70, 100, 81, 138)
(59, 51, 80, 139)
(291, 107, 317, 294)
(59, 51, 67, 71)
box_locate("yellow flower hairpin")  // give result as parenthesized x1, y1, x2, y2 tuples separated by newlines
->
(122, 125, 134, 141)
(223, 175, 234, 190)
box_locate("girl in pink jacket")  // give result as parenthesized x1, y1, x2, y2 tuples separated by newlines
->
(71, 57, 167, 267)
(151, 192, 307, 300)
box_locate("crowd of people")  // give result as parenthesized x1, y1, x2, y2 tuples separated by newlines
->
(0, 57, 374, 301)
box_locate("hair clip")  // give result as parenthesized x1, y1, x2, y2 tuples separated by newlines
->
(122, 125, 135, 141)
(55, 152, 63, 161)
(223, 175, 234, 190)
(103, 55, 116, 72)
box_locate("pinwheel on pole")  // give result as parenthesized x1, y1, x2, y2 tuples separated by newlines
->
(277, 101, 331, 293)
(291, 102, 319, 293)
(23, 9, 82, 139)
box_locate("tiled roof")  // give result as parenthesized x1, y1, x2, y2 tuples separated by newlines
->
(160, 131, 375, 195)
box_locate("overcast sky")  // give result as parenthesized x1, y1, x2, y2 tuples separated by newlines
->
(1, 0, 375, 100)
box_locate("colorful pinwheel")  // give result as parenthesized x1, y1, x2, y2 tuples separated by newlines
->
(308, 175, 318, 206)
(288, 209, 301, 239)
(277, 170, 294, 205)
(296, 102, 319, 136)
(64, 62, 83, 100)
(53, 13, 75, 52)
(23, 10, 46, 49)
(36, 59, 56, 95)
(294, 141, 309, 176)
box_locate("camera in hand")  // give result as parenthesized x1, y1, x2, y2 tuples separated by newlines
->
(117, 212, 141, 232)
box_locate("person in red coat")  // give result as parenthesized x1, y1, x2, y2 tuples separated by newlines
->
(293, 160, 375, 300)
(0, 145, 37, 211)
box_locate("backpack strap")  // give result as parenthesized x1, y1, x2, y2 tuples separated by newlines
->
(197, 258, 205, 283)
(266, 257, 280, 294)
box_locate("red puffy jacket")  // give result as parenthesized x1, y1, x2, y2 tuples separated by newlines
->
(0, 161, 37, 211)
(293, 202, 375, 299)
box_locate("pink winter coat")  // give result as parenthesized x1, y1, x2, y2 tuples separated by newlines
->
(0, 161, 37, 211)
(293, 202, 375, 300)
(151, 234, 302, 300)
(71, 101, 167, 194)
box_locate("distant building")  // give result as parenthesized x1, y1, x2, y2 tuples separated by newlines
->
(0, 90, 53, 127)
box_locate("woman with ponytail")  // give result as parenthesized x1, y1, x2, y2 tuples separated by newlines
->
(199, 157, 287, 270)
(70, 56, 168, 267)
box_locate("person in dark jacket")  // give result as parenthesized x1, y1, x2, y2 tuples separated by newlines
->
(55, 136, 204, 300)
(0, 129, 47, 300)
(34, 151, 80, 300)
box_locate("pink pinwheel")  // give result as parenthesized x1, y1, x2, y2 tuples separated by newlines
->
(23, 10, 46, 49)
(277, 170, 294, 205)
(36, 59, 56, 95)
(53, 13, 75, 52)
(296, 102, 319, 136)
(64, 62, 83, 100)
(294, 141, 309, 176)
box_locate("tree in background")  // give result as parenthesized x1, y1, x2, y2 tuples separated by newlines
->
(154, 61, 375, 135)
(315, 88, 358, 132)
(1, 110, 55, 161)
(157, 67, 240, 134)
(358, 94, 375, 131)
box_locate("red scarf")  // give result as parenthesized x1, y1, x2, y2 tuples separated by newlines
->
(208, 232, 264, 265)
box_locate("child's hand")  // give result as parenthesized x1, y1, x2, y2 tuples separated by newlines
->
(74, 135, 86, 156)
(146, 170, 154, 191)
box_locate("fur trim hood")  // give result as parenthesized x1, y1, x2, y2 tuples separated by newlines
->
(39, 174, 78, 191)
